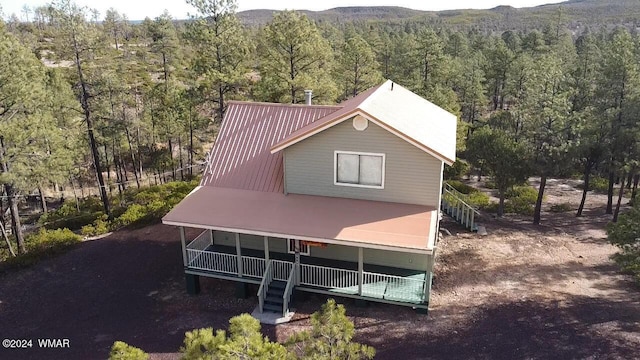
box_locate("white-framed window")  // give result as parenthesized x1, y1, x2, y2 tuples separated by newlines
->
(334, 151, 385, 189)
(288, 239, 310, 256)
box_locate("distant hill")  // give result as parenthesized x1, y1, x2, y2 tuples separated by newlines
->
(238, 0, 640, 32)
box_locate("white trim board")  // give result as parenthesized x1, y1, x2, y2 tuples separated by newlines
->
(163, 220, 434, 255)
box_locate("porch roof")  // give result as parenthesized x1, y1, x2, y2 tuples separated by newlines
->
(162, 186, 436, 253)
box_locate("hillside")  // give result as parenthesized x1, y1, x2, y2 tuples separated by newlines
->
(238, 0, 640, 32)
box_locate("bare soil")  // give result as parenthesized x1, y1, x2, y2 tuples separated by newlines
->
(0, 179, 638, 360)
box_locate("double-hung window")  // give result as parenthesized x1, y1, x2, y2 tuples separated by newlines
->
(334, 151, 385, 189)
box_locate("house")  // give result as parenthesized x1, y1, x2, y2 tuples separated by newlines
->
(162, 80, 457, 318)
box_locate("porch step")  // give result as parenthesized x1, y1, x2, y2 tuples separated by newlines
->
(265, 295, 283, 305)
(270, 281, 286, 289)
(263, 303, 283, 313)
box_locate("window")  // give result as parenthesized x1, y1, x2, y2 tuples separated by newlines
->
(288, 239, 310, 256)
(335, 151, 385, 189)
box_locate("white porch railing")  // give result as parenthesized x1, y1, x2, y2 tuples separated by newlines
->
(272, 259, 293, 281)
(185, 249, 427, 304)
(258, 261, 273, 313)
(242, 256, 266, 278)
(282, 266, 296, 317)
(187, 249, 238, 274)
(299, 263, 359, 290)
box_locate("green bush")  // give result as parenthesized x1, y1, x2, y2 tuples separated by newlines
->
(550, 203, 573, 213)
(446, 180, 479, 195)
(444, 159, 470, 180)
(468, 191, 491, 209)
(81, 215, 111, 237)
(505, 196, 535, 215)
(109, 341, 148, 360)
(1, 228, 82, 270)
(577, 176, 609, 193)
(38, 197, 106, 231)
(505, 186, 538, 203)
(607, 204, 640, 283)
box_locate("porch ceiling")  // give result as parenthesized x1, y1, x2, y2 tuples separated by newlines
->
(163, 186, 436, 253)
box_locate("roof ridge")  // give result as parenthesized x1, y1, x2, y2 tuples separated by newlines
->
(227, 100, 343, 109)
(357, 79, 389, 109)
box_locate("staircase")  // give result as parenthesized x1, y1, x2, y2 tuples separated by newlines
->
(262, 280, 286, 314)
(257, 260, 295, 318)
(442, 183, 480, 232)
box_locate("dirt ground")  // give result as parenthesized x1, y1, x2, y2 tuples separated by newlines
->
(0, 179, 639, 360)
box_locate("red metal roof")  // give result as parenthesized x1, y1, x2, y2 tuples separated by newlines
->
(163, 186, 435, 252)
(201, 101, 341, 192)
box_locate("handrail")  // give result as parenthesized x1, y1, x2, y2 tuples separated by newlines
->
(257, 260, 273, 313)
(442, 188, 480, 215)
(282, 266, 296, 317)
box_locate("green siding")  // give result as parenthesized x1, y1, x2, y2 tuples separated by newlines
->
(284, 119, 443, 207)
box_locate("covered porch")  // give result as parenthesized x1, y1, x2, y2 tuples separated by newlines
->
(181, 229, 432, 307)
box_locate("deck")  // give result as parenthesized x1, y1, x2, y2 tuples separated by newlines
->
(186, 241, 428, 306)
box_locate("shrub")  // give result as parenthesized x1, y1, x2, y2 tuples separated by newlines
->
(505, 186, 538, 203)
(114, 204, 154, 228)
(1, 228, 82, 270)
(81, 215, 111, 237)
(577, 176, 609, 193)
(505, 196, 535, 216)
(109, 341, 148, 360)
(444, 159, 470, 180)
(607, 204, 640, 284)
(550, 203, 573, 213)
(468, 191, 491, 209)
(446, 180, 479, 195)
(38, 197, 106, 231)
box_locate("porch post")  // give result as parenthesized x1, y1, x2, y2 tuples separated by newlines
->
(358, 247, 363, 296)
(294, 239, 301, 285)
(263, 236, 269, 262)
(423, 254, 435, 303)
(179, 226, 187, 267)
(208, 229, 214, 246)
(235, 233, 243, 277)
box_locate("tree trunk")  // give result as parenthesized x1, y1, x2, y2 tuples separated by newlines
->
(72, 29, 111, 217)
(0, 136, 25, 253)
(498, 190, 505, 217)
(613, 175, 626, 223)
(631, 174, 639, 205)
(0, 219, 16, 257)
(5, 185, 24, 254)
(124, 126, 140, 189)
(606, 170, 615, 214)
(533, 175, 547, 225)
(70, 176, 80, 212)
(189, 111, 194, 177)
(168, 137, 175, 181)
(178, 134, 184, 181)
(104, 143, 112, 195)
(576, 166, 591, 217)
(38, 186, 48, 213)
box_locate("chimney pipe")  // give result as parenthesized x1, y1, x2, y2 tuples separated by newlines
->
(304, 90, 312, 105)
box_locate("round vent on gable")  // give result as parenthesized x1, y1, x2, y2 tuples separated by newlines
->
(352, 115, 368, 131)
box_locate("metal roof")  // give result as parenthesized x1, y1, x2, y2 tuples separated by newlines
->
(201, 101, 341, 192)
(163, 186, 436, 252)
(271, 80, 458, 165)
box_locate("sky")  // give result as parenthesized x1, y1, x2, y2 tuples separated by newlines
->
(1, 0, 567, 21)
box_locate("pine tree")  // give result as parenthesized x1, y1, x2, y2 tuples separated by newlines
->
(184, 0, 251, 122)
(255, 11, 337, 104)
